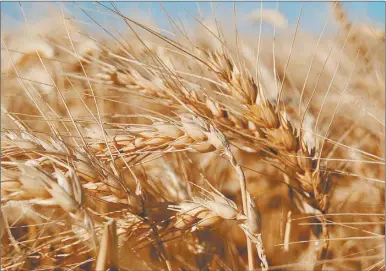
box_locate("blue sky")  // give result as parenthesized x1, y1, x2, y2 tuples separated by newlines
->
(2, 1, 385, 35)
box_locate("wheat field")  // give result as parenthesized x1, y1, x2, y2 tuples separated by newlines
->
(1, 2, 385, 270)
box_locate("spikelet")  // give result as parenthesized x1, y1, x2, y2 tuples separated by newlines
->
(169, 193, 246, 231)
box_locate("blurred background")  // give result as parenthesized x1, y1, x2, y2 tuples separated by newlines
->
(2, 1, 385, 35)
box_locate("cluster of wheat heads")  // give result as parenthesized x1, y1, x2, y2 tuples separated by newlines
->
(1, 2, 385, 271)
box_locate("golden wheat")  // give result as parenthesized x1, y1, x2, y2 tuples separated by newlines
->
(1, 2, 384, 271)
